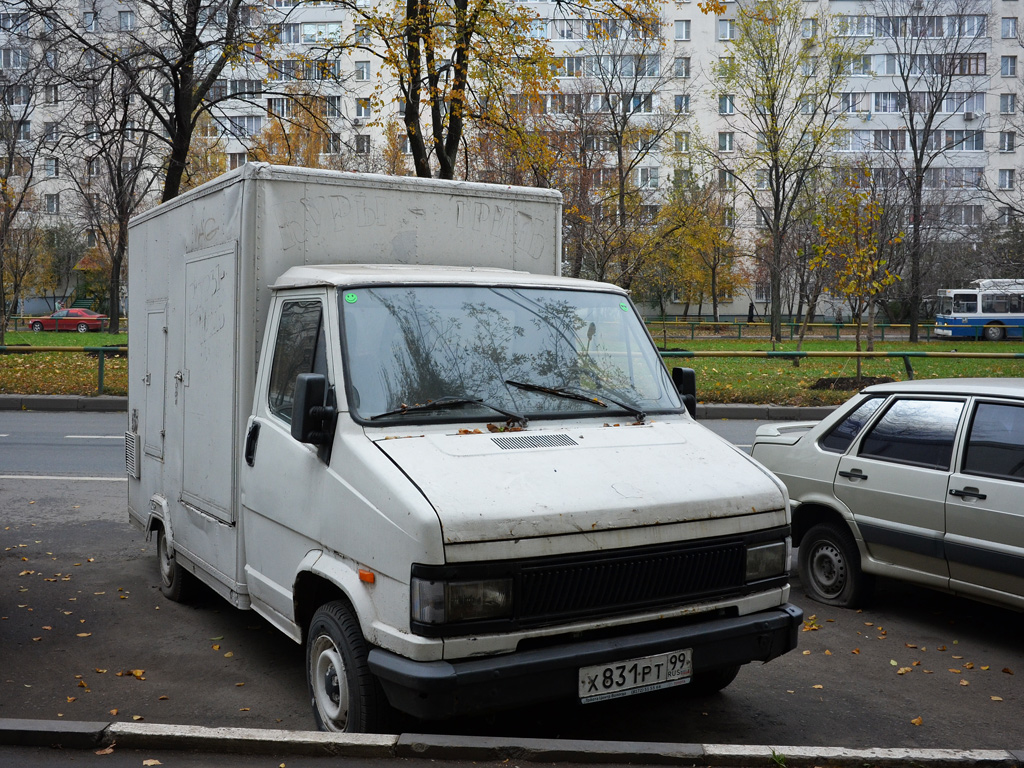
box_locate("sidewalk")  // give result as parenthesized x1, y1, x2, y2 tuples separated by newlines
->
(0, 394, 836, 420)
(2, 719, 1021, 767)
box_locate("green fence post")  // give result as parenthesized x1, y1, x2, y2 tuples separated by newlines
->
(97, 350, 105, 394)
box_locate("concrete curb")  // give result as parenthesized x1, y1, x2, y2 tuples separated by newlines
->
(0, 395, 835, 421)
(1, 719, 1021, 767)
(0, 394, 126, 412)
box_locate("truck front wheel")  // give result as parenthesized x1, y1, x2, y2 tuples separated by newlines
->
(306, 601, 392, 733)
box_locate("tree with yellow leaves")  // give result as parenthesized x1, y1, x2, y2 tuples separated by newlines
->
(811, 174, 902, 383)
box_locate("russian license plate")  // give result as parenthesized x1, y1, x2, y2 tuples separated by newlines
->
(578, 649, 693, 703)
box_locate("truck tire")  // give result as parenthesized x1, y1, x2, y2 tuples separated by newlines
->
(156, 526, 194, 602)
(798, 522, 872, 608)
(684, 664, 741, 696)
(306, 600, 392, 733)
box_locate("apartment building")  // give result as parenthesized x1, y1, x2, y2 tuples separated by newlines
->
(3, 0, 1021, 318)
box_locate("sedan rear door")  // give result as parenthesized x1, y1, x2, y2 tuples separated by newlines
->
(945, 399, 1024, 608)
(833, 397, 966, 584)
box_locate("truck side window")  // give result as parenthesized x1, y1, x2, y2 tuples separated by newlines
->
(819, 396, 884, 454)
(268, 300, 326, 423)
(858, 399, 963, 471)
(962, 402, 1024, 481)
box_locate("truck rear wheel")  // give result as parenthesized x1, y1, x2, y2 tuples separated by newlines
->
(306, 600, 392, 733)
(156, 526, 194, 602)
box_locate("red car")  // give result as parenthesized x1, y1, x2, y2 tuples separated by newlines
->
(29, 308, 109, 333)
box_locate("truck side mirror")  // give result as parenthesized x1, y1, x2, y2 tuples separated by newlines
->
(291, 373, 337, 447)
(672, 367, 697, 420)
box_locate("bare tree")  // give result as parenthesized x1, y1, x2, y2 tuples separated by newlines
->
(0, 11, 60, 341)
(869, 0, 992, 340)
(706, 0, 865, 342)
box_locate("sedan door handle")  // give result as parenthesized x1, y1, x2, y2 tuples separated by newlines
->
(244, 422, 260, 467)
(838, 469, 868, 480)
(949, 488, 987, 501)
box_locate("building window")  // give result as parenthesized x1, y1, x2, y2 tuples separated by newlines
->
(675, 20, 691, 40)
(801, 18, 817, 38)
(719, 131, 734, 151)
(44, 157, 58, 177)
(45, 193, 59, 214)
(999, 169, 1015, 189)
(228, 152, 248, 170)
(1000, 131, 1016, 151)
(228, 115, 262, 138)
(718, 169, 736, 190)
(998, 207, 1014, 226)
(637, 166, 658, 188)
(722, 207, 735, 228)
(355, 98, 371, 118)
(1002, 17, 1018, 37)
(355, 61, 370, 81)
(87, 157, 100, 177)
(85, 122, 99, 140)
(1001, 94, 1017, 114)
(83, 12, 96, 31)
(719, 94, 735, 114)
(674, 57, 690, 78)
(945, 129, 985, 150)
(119, 11, 134, 30)
(718, 19, 736, 40)
(675, 94, 690, 113)
(674, 132, 690, 152)
(1002, 56, 1017, 76)
(325, 133, 342, 154)
(325, 95, 342, 117)
(355, 134, 370, 154)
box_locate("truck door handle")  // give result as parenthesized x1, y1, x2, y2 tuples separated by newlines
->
(244, 423, 260, 467)
(949, 488, 986, 500)
(838, 469, 868, 480)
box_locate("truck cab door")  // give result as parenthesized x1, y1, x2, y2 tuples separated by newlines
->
(241, 292, 334, 633)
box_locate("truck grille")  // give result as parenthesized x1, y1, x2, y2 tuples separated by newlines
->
(517, 539, 746, 627)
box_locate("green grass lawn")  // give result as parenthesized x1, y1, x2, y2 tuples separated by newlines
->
(1, 331, 128, 397)
(661, 338, 1024, 405)
(2, 330, 1022, 403)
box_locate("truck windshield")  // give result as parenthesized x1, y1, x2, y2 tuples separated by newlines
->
(340, 285, 682, 423)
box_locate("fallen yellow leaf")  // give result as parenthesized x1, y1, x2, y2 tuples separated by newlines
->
(991, 696, 1003, 702)
(959, 679, 970, 686)
(76, 633, 92, 638)
(142, 760, 161, 766)
(95, 745, 115, 756)
(911, 716, 923, 726)
(109, 709, 118, 716)
(1003, 668, 1014, 675)
(812, 684, 824, 689)
(224, 652, 234, 658)
(132, 715, 144, 721)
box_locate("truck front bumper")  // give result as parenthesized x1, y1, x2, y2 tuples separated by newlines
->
(368, 603, 803, 719)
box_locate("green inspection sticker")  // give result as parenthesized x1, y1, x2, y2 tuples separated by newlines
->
(619, 302, 629, 311)
(345, 293, 359, 304)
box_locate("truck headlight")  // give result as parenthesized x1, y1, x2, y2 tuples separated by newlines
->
(411, 576, 513, 625)
(745, 541, 789, 582)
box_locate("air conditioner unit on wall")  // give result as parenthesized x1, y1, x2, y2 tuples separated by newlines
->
(352, 118, 364, 126)
(964, 111, 975, 121)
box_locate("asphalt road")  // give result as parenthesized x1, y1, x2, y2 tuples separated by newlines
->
(1, 411, 1022, 749)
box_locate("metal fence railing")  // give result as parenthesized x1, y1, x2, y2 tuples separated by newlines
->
(659, 349, 1024, 380)
(646, 320, 940, 342)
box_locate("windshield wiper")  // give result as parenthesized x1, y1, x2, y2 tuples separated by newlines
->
(505, 379, 608, 408)
(370, 396, 528, 427)
(505, 380, 646, 423)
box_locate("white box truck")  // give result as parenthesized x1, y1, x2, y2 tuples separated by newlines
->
(126, 163, 801, 732)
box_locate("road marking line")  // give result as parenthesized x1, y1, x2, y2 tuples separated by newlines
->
(0, 474, 127, 482)
(64, 435, 124, 440)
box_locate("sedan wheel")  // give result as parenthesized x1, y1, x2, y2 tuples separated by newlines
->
(31, 321, 43, 332)
(798, 522, 872, 608)
(77, 322, 90, 333)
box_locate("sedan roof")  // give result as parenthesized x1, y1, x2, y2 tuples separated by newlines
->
(862, 378, 1024, 399)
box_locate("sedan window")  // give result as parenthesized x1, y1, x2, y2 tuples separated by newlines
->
(819, 396, 884, 453)
(859, 399, 964, 471)
(963, 402, 1024, 481)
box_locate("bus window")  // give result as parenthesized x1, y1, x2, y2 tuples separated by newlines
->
(982, 294, 1008, 313)
(953, 293, 977, 313)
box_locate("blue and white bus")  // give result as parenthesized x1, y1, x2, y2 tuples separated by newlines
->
(934, 279, 1024, 340)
